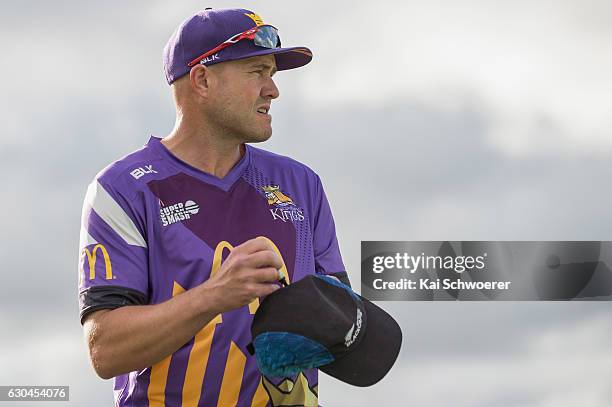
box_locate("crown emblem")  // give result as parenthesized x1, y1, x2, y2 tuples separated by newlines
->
(245, 12, 265, 26)
(262, 185, 295, 207)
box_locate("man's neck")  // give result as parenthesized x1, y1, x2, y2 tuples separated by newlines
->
(161, 121, 245, 180)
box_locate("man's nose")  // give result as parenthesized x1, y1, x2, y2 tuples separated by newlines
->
(263, 77, 280, 100)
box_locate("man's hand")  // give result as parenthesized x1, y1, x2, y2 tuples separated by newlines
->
(83, 236, 284, 379)
(204, 236, 283, 314)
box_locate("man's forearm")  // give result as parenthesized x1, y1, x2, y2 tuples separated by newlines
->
(85, 283, 220, 379)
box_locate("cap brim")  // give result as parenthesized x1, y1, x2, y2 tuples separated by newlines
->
(321, 297, 402, 387)
(228, 46, 313, 71)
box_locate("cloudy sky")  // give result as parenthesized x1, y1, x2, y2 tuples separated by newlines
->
(1, 0, 611, 406)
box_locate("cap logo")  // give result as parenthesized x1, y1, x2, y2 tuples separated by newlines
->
(201, 53, 219, 64)
(245, 12, 265, 26)
(344, 308, 363, 347)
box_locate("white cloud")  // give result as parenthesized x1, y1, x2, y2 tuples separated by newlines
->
(299, 0, 612, 156)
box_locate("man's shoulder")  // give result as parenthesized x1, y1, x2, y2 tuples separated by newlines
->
(90, 141, 163, 198)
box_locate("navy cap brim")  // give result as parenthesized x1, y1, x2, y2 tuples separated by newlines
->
(320, 296, 403, 387)
(270, 46, 313, 70)
(209, 46, 313, 71)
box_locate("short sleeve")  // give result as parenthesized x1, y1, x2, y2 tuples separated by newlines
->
(311, 175, 350, 286)
(77, 179, 149, 324)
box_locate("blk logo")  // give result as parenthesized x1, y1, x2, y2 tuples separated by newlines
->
(201, 54, 219, 64)
(130, 165, 157, 180)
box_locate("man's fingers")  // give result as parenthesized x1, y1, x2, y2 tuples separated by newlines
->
(243, 250, 283, 270)
(252, 282, 281, 298)
(249, 267, 283, 284)
(236, 236, 275, 255)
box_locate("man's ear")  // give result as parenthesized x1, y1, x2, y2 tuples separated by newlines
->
(189, 64, 217, 99)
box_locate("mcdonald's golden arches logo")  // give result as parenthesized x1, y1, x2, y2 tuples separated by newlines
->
(81, 244, 113, 280)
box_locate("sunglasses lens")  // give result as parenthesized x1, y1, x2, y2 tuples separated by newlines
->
(254, 26, 280, 49)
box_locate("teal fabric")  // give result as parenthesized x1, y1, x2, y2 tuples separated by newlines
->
(253, 331, 335, 376)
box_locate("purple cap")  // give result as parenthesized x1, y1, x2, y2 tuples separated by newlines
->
(163, 8, 313, 85)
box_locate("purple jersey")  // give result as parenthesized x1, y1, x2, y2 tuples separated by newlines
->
(78, 136, 347, 407)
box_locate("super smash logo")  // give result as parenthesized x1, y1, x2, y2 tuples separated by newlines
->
(262, 185, 305, 223)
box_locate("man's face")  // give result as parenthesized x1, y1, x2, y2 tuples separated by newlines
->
(206, 54, 280, 143)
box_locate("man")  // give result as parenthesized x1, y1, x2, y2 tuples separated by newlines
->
(78, 8, 349, 407)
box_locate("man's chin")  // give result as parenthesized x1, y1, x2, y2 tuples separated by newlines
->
(243, 129, 272, 144)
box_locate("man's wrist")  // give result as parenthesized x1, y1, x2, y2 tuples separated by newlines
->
(191, 281, 225, 321)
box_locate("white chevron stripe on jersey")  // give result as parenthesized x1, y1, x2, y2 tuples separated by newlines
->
(83, 180, 147, 248)
(78, 228, 98, 252)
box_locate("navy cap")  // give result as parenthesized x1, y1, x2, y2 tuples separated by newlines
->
(163, 8, 313, 84)
(250, 275, 402, 387)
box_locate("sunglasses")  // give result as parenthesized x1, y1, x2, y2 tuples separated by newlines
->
(187, 25, 281, 67)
